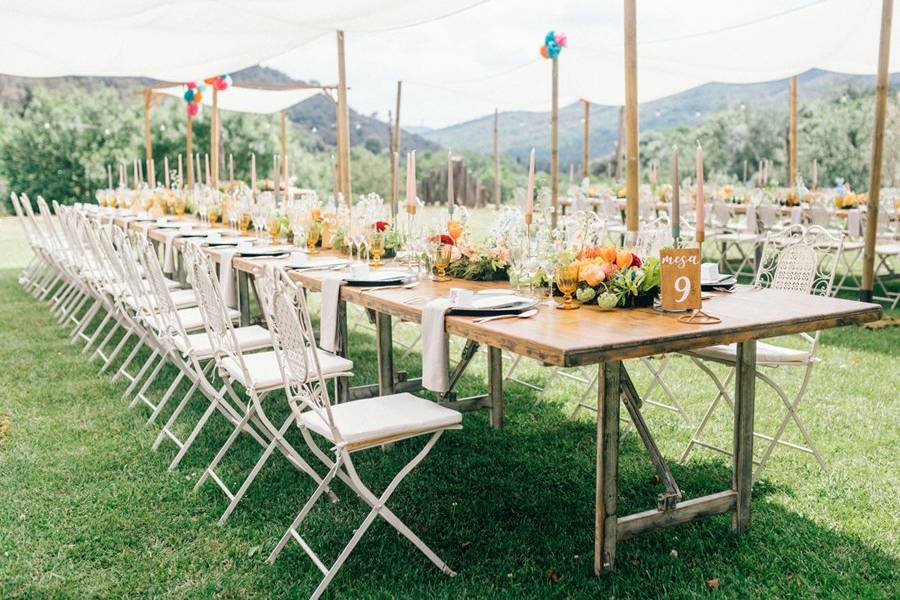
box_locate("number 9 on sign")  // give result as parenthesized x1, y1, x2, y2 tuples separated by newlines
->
(674, 275, 691, 303)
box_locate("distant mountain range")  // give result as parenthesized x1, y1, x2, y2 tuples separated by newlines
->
(421, 69, 900, 167)
(2, 66, 897, 167)
(0, 65, 438, 154)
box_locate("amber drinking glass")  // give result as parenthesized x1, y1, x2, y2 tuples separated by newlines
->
(555, 264, 580, 310)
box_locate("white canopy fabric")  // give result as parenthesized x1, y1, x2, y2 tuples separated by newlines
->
(0, 0, 486, 80)
(155, 85, 326, 114)
(413, 0, 894, 109)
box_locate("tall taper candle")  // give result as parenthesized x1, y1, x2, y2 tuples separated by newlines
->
(148, 159, 155, 187)
(195, 154, 201, 186)
(812, 158, 818, 190)
(107, 164, 112, 189)
(695, 142, 705, 244)
(447, 149, 454, 211)
(251, 153, 257, 196)
(177, 154, 183, 188)
(164, 156, 170, 188)
(229, 154, 234, 182)
(405, 151, 417, 212)
(205, 154, 211, 187)
(525, 148, 535, 219)
(672, 145, 680, 244)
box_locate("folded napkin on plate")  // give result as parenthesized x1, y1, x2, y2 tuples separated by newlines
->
(319, 275, 344, 353)
(745, 203, 757, 233)
(422, 298, 452, 393)
(790, 206, 802, 225)
(847, 208, 861, 238)
(162, 230, 182, 274)
(217, 248, 240, 309)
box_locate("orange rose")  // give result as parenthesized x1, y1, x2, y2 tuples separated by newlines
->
(615, 249, 633, 268)
(310, 207, 322, 221)
(598, 245, 617, 263)
(447, 219, 463, 241)
(580, 264, 606, 287)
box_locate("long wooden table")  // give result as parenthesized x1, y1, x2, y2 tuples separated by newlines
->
(116, 214, 881, 575)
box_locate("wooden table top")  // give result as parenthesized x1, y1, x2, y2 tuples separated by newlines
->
(117, 215, 882, 367)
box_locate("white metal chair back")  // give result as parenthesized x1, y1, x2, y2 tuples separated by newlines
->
(755, 225, 843, 299)
(136, 235, 189, 353)
(257, 268, 339, 435)
(183, 244, 249, 378)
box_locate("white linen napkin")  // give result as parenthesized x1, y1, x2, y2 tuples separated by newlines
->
(847, 209, 861, 238)
(422, 298, 452, 393)
(790, 206, 802, 225)
(319, 275, 344, 353)
(745, 203, 757, 233)
(162, 230, 181, 274)
(217, 248, 240, 309)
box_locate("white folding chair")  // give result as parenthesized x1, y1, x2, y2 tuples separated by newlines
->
(257, 268, 461, 600)
(679, 225, 844, 479)
(187, 249, 350, 524)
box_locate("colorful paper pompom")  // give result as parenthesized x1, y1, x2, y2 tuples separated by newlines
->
(187, 102, 199, 117)
(186, 81, 197, 89)
(214, 77, 228, 91)
(197, 82, 207, 93)
(546, 40, 561, 59)
(554, 32, 567, 47)
(203, 77, 217, 85)
(545, 31, 556, 45)
(540, 31, 565, 60)
(183, 89, 195, 102)
(539, 44, 549, 59)
(192, 91, 203, 104)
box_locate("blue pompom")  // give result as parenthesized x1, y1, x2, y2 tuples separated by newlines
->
(547, 40, 561, 59)
(545, 30, 555, 45)
(183, 89, 195, 102)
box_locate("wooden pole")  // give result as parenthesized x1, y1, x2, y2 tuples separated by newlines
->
(789, 76, 798, 187)
(211, 87, 219, 187)
(862, 0, 894, 301)
(551, 56, 560, 229)
(582, 99, 591, 179)
(614, 106, 624, 180)
(336, 30, 352, 207)
(494, 108, 501, 209)
(624, 0, 640, 240)
(280, 110, 289, 195)
(142, 88, 153, 163)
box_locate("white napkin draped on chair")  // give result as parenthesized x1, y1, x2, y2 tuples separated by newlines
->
(422, 298, 452, 393)
(217, 247, 240, 309)
(319, 275, 344, 353)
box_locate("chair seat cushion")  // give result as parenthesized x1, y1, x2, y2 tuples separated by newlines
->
(687, 341, 810, 364)
(299, 393, 462, 446)
(151, 306, 239, 332)
(714, 231, 758, 243)
(221, 349, 352, 390)
(126, 289, 196, 311)
(876, 243, 900, 256)
(175, 325, 271, 359)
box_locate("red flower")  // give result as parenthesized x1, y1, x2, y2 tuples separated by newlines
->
(430, 233, 455, 246)
(374, 220, 390, 232)
(632, 253, 642, 268)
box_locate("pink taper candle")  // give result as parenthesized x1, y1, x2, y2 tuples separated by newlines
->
(695, 142, 705, 244)
(251, 153, 257, 195)
(525, 147, 535, 218)
(405, 151, 417, 211)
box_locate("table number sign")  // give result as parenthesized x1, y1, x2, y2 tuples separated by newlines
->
(660, 248, 701, 311)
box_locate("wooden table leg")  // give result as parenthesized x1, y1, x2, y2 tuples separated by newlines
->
(375, 312, 395, 396)
(335, 300, 349, 404)
(595, 360, 620, 575)
(732, 340, 756, 535)
(237, 270, 251, 326)
(487, 346, 503, 428)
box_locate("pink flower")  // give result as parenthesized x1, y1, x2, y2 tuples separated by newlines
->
(450, 245, 462, 262)
(580, 264, 606, 287)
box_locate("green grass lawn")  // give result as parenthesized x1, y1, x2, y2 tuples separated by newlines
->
(0, 216, 897, 598)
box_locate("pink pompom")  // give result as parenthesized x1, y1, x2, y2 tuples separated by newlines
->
(554, 32, 567, 47)
(186, 81, 197, 89)
(215, 78, 228, 91)
(187, 102, 199, 117)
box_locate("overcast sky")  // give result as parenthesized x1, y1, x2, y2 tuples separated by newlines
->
(265, 0, 816, 129)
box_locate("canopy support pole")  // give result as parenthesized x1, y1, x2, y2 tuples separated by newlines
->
(211, 87, 219, 187)
(494, 108, 501, 209)
(862, 0, 894, 302)
(391, 81, 402, 217)
(551, 57, 559, 229)
(624, 0, 639, 242)
(185, 112, 194, 187)
(582, 100, 591, 179)
(336, 30, 352, 208)
(789, 76, 798, 187)
(142, 88, 153, 163)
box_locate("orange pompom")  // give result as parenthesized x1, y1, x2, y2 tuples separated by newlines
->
(203, 77, 217, 85)
(539, 45, 549, 59)
(193, 91, 203, 103)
